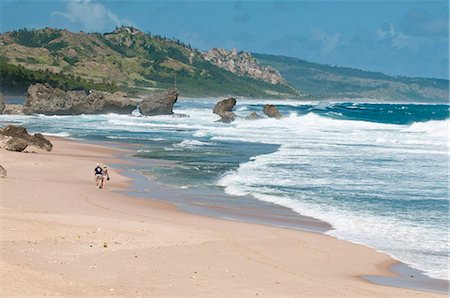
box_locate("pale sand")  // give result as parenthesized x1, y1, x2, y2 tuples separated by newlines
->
(0, 138, 445, 297)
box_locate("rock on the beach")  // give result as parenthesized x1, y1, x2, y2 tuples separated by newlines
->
(23, 83, 137, 115)
(1, 137, 28, 152)
(0, 92, 5, 114)
(0, 125, 53, 152)
(245, 112, 264, 120)
(0, 165, 6, 178)
(139, 87, 179, 116)
(213, 98, 237, 123)
(263, 104, 282, 119)
(31, 133, 53, 152)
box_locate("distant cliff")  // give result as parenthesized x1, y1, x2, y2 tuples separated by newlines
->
(203, 48, 287, 85)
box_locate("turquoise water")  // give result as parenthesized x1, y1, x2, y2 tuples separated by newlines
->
(1, 99, 448, 280)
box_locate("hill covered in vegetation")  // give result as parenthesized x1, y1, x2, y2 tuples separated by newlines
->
(0, 27, 300, 98)
(254, 53, 449, 102)
(1, 27, 447, 101)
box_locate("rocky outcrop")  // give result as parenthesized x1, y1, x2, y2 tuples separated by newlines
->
(245, 112, 264, 120)
(0, 137, 28, 152)
(263, 104, 282, 119)
(0, 125, 53, 152)
(3, 104, 24, 115)
(139, 87, 178, 116)
(23, 83, 137, 115)
(31, 133, 53, 151)
(203, 48, 287, 85)
(0, 165, 6, 178)
(71, 90, 137, 114)
(213, 98, 237, 123)
(0, 93, 5, 113)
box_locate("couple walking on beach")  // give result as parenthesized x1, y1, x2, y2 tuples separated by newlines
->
(94, 163, 109, 189)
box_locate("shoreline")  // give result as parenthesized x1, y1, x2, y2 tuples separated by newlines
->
(108, 142, 449, 294)
(1, 136, 448, 296)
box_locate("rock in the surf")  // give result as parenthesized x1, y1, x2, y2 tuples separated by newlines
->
(139, 87, 179, 116)
(263, 104, 282, 119)
(213, 98, 237, 123)
(245, 112, 264, 120)
(2, 104, 24, 115)
(23, 83, 137, 115)
(72, 90, 138, 114)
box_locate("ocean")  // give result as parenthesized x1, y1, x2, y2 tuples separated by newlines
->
(1, 99, 449, 280)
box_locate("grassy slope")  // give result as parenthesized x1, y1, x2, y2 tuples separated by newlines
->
(254, 53, 449, 102)
(0, 28, 299, 98)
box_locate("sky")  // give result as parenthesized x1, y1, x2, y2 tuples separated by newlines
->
(0, 0, 448, 79)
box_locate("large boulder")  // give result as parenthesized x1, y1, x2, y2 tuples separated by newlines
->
(0, 93, 5, 114)
(24, 83, 77, 114)
(23, 83, 137, 115)
(1, 137, 28, 152)
(213, 98, 237, 123)
(0, 125, 53, 152)
(139, 87, 179, 116)
(31, 133, 53, 152)
(263, 104, 282, 119)
(72, 90, 138, 114)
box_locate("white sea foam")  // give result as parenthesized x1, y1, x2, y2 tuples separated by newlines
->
(42, 132, 71, 137)
(106, 136, 165, 141)
(216, 113, 450, 280)
(173, 139, 215, 148)
(403, 119, 450, 138)
(313, 101, 335, 110)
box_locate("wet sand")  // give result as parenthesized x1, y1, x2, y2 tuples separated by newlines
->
(1, 137, 447, 297)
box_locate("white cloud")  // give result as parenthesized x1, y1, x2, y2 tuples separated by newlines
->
(376, 24, 414, 50)
(52, 0, 133, 32)
(310, 28, 341, 55)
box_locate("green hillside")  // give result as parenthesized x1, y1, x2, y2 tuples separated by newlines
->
(254, 53, 449, 102)
(0, 27, 299, 98)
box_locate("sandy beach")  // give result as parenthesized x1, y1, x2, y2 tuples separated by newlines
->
(0, 137, 446, 297)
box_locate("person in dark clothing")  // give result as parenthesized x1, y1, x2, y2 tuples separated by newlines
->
(94, 163, 103, 188)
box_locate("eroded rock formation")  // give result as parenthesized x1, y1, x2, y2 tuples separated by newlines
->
(139, 87, 179, 116)
(0, 125, 53, 152)
(23, 83, 137, 115)
(3, 104, 24, 115)
(263, 104, 283, 119)
(213, 98, 237, 123)
(245, 112, 264, 120)
(203, 48, 287, 85)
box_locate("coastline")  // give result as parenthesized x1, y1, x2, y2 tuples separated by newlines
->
(1, 136, 448, 296)
(111, 143, 450, 294)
